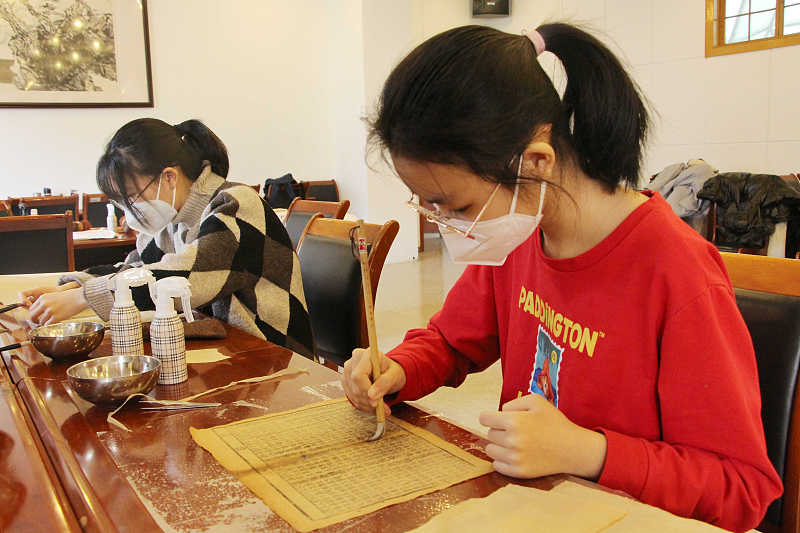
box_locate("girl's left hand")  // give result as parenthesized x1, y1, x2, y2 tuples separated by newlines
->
(28, 288, 89, 326)
(479, 394, 608, 480)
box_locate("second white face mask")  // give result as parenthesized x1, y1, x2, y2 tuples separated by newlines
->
(124, 176, 177, 236)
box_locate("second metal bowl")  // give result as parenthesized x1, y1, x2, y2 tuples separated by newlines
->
(66, 355, 160, 407)
(29, 321, 106, 359)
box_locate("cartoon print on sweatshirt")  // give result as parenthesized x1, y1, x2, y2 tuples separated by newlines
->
(529, 324, 564, 406)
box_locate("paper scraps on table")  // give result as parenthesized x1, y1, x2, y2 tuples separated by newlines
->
(185, 348, 230, 364)
(107, 394, 221, 432)
(408, 483, 626, 533)
(106, 367, 309, 432)
(180, 367, 309, 402)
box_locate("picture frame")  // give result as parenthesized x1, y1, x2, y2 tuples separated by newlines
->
(0, 0, 153, 108)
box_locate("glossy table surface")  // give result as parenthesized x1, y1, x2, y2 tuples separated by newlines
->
(0, 298, 574, 532)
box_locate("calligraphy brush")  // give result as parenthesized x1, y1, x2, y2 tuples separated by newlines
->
(354, 220, 386, 441)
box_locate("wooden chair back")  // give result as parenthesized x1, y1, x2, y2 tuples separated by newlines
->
(8, 195, 79, 220)
(286, 198, 350, 219)
(296, 217, 399, 365)
(721, 252, 800, 533)
(82, 193, 124, 229)
(0, 213, 75, 274)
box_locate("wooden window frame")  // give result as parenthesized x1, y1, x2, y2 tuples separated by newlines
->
(706, 0, 800, 56)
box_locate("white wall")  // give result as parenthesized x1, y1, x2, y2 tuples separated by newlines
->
(0, 0, 369, 218)
(362, 0, 423, 263)
(403, 0, 800, 179)
(579, 0, 800, 177)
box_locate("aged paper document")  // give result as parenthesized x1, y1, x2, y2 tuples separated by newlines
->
(408, 483, 626, 533)
(551, 481, 729, 532)
(190, 398, 493, 532)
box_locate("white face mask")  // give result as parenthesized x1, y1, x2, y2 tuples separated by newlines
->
(124, 176, 178, 236)
(439, 157, 546, 266)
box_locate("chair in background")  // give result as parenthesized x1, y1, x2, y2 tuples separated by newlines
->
(250, 184, 261, 195)
(0, 213, 74, 274)
(9, 195, 79, 221)
(302, 179, 339, 202)
(287, 198, 350, 219)
(284, 198, 351, 249)
(720, 252, 800, 533)
(82, 193, 123, 229)
(297, 217, 399, 366)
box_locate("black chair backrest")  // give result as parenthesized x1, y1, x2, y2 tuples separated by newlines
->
(284, 211, 316, 250)
(297, 234, 362, 364)
(305, 181, 338, 202)
(0, 223, 71, 274)
(86, 199, 123, 228)
(265, 173, 300, 209)
(13, 202, 73, 217)
(735, 287, 800, 525)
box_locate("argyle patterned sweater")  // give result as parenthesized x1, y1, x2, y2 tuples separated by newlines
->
(63, 167, 313, 356)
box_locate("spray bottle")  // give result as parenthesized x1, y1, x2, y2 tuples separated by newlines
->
(106, 203, 117, 233)
(150, 277, 194, 385)
(108, 268, 156, 357)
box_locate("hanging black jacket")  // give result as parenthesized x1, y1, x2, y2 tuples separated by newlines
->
(697, 172, 800, 249)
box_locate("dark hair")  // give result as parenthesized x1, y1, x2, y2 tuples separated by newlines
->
(96, 118, 229, 220)
(369, 23, 648, 193)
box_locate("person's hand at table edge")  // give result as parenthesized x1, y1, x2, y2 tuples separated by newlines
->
(480, 393, 608, 480)
(28, 287, 89, 325)
(342, 347, 406, 416)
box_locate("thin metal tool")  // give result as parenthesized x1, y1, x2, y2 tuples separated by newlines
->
(354, 220, 385, 441)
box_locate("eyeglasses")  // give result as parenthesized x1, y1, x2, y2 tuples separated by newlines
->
(111, 175, 161, 210)
(405, 198, 488, 242)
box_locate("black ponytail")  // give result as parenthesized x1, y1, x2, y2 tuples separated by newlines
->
(173, 119, 229, 178)
(537, 23, 648, 190)
(96, 117, 229, 222)
(369, 23, 648, 192)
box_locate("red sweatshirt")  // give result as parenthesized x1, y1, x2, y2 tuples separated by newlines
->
(387, 192, 782, 532)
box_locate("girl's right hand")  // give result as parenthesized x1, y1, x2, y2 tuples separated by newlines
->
(18, 287, 58, 307)
(18, 282, 79, 307)
(342, 347, 407, 414)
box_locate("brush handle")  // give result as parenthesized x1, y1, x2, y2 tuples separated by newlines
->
(0, 302, 23, 314)
(355, 221, 385, 423)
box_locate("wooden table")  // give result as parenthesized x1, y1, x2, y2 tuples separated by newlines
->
(0, 358, 81, 532)
(0, 300, 575, 533)
(73, 234, 137, 270)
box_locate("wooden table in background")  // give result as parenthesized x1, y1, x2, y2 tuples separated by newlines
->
(73, 233, 137, 271)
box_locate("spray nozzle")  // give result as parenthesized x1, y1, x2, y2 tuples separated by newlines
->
(110, 268, 157, 307)
(151, 277, 194, 322)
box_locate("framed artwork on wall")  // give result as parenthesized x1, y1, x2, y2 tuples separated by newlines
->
(0, 0, 153, 108)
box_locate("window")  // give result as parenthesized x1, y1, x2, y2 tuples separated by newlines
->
(706, 0, 800, 56)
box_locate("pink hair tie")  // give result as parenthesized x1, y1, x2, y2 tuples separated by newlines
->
(523, 29, 546, 56)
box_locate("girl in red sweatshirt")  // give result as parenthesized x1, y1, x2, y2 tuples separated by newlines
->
(342, 23, 782, 532)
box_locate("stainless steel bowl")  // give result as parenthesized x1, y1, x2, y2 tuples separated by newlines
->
(66, 355, 160, 407)
(29, 321, 106, 360)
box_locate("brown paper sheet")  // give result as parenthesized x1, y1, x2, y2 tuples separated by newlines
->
(190, 398, 493, 532)
(408, 483, 627, 533)
(185, 348, 230, 364)
(551, 481, 730, 532)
